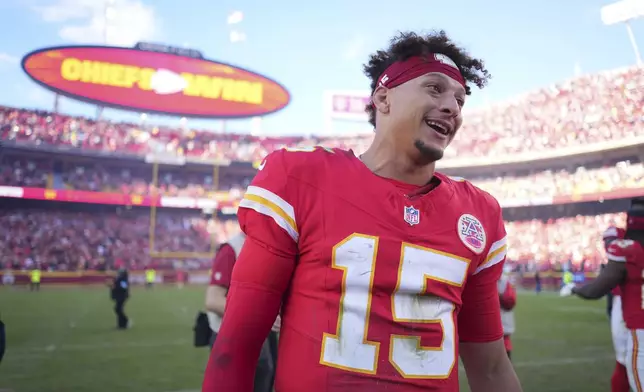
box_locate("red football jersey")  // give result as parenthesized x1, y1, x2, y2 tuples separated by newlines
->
(607, 239, 644, 329)
(605, 231, 626, 297)
(223, 147, 507, 392)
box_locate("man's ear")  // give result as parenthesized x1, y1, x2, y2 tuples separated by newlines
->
(372, 86, 390, 115)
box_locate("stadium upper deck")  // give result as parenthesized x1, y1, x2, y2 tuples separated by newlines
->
(1, 65, 643, 274)
(2, 65, 643, 171)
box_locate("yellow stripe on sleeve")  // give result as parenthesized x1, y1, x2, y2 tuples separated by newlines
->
(474, 236, 507, 274)
(239, 186, 298, 243)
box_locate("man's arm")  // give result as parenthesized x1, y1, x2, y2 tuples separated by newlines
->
(459, 259, 521, 392)
(204, 245, 236, 316)
(203, 233, 295, 392)
(461, 339, 520, 392)
(204, 285, 228, 316)
(203, 149, 298, 392)
(458, 207, 522, 392)
(572, 260, 625, 299)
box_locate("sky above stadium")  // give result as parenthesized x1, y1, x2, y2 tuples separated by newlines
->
(0, 0, 642, 136)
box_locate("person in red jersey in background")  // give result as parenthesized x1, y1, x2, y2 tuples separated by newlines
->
(203, 30, 522, 392)
(176, 262, 186, 289)
(204, 232, 279, 392)
(561, 197, 644, 392)
(498, 265, 517, 360)
(602, 226, 630, 392)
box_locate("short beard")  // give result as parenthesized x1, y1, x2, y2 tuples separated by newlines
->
(414, 139, 444, 163)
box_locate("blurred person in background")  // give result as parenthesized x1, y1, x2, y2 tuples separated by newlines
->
(29, 265, 41, 291)
(2, 267, 14, 286)
(176, 264, 186, 289)
(145, 266, 156, 289)
(0, 313, 5, 364)
(204, 232, 279, 392)
(602, 263, 614, 318)
(561, 198, 644, 392)
(109, 267, 130, 330)
(498, 265, 517, 360)
(534, 271, 541, 295)
(602, 226, 629, 392)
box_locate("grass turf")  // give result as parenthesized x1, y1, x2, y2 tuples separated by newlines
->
(0, 286, 615, 392)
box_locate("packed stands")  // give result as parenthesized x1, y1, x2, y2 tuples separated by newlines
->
(505, 212, 627, 273)
(2, 66, 643, 276)
(473, 161, 644, 201)
(0, 207, 239, 272)
(2, 156, 641, 203)
(0, 198, 626, 274)
(2, 65, 643, 162)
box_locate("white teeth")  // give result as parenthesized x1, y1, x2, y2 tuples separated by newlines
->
(425, 120, 448, 134)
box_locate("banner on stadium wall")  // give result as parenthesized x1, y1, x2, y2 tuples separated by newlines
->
(1, 184, 642, 211)
(21, 45, 291, 118)
(573, 272, 586, 283)
(0, 185, 234, 212)
(1, 270, 211, 286)
(323, 90, 372, 122)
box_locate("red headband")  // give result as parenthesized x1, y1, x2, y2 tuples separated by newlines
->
(628, 216, 644, 231)
(377, 54, 466, 90)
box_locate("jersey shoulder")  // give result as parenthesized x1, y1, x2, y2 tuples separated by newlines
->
(438, 173, 502, 215)
(259, 146, 351, 179)
(607, 239, 644, 263)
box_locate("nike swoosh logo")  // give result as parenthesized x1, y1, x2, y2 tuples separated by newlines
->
(258, 161, 266, 170)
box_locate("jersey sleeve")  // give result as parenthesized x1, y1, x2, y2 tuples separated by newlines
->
(203, 150, 299, 392)
(209, 244, 236, 288)
(203, 230, 296, 392)
(237, 149, 298, 258)
(458, 203, 507, 343)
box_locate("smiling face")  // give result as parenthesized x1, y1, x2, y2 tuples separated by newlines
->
(373, 72, 466, 163)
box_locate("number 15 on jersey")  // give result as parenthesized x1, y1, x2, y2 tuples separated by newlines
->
(319, 233, 471, 379)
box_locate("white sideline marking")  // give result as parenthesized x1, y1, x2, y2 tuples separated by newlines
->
(9, 339, 189, 356)
(512, 354, 613, 368)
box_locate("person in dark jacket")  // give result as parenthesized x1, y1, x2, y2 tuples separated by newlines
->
(110, 268, 130, 329)
(0, 315, 5, 364)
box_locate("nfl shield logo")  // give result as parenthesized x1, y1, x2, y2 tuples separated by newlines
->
(403, 206, 420, 226)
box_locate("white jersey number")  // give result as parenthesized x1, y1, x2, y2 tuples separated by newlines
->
(320, 234, 471, 379)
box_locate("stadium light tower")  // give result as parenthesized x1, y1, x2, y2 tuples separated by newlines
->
(104, 0, 116, 44)
(94, 0, 116, 120)
(601, 0, 644, 65)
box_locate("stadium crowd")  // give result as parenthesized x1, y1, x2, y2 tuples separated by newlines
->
(0, 209, 239, 272)
(0, 156, 252, 199)
(473, 161, 644, 201)
(2, 156, 642, 202)
(505, 212, 626, 272)
(2, 66, 643, 162)
(1, 65, 643, 276)
(0, 206, 626, 273)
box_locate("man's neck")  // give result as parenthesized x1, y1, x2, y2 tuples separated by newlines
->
(360, 142, 436, 186)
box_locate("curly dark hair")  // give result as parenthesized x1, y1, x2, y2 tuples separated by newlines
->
(363, 30, 491, 127)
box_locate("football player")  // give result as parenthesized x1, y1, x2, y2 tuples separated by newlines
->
(499, 266, 517, 360)
(605, 226, 629, 392)
(203, 31, 521, 392)
(205, 232, 279, 392)
(561, 198, 644, 392)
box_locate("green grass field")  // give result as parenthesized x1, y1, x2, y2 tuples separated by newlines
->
(0, 286, 616, 392)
